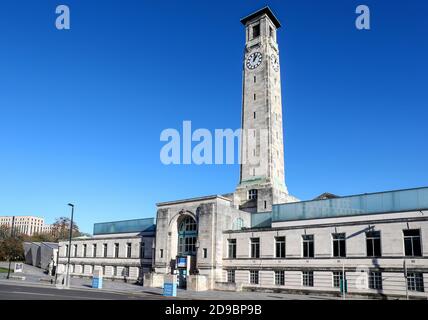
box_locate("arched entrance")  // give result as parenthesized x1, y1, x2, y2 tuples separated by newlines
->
(176, 215, 197, 288)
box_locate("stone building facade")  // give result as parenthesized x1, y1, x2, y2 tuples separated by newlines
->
(56, 7, 427, 298)
(57, 218, 155, 282)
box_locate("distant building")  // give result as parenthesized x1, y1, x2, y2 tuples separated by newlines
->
(0, 216, 53, 236)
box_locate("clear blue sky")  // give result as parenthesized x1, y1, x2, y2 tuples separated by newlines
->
(0, 0, 427, 234)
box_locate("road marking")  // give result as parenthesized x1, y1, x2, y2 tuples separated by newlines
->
(11, 291, 110, 300)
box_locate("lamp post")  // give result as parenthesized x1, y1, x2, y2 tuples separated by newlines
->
(6, 216, 15, 280)
(65, 203, 74, 288)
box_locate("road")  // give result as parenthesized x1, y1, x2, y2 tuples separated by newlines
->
(0, 283, 166, 300)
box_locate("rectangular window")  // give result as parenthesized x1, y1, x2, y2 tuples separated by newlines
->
(302, 235, 314, 258)
(254, 76, 256, 83)
(203, 248, 207, 258)
(140, 242, 145, 258)
(72, 244, 77, 257)
(103, 243, 108, 258)
(403, 229, 422, 257)
(250, 270, 259, 284)
(332, 233, 346, 257)
(407, 272, 424, 292)
(83, 244, 87, 258)
(93, 244, 97, 258)
(160, 249, 164, 258)
(228, 239, 237, 258)
(254, 93, 256, 100)
(275, 236, 286, 258)
(333, 271, 344, 288)
(369, 272, 383, 290)
(123, 266, 129, 277)
(114, 243, 119, 258)
(65, 245, 69, 257)
(126, 243, 132, 258)
(113, 266, 118, 277)
(248, 189, 258, 200)
(250, 238, 260, 258)
(252, 24, 260, 38)
(275, 270, 285, 286)
(303, 271, 314, 287)
(227, 270, 235, 283)
(366, 231, 382, 257)
(101, 266, 105, 276)
(269, 26, 274, 38)
(253, 112, 256, 119)
(139, 267, 144, 278)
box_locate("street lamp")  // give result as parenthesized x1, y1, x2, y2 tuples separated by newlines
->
(6, 216, 16, 280)
(65, 203, 74, 288)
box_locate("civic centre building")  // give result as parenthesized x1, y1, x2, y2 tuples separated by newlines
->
(58, 7, 428, 299)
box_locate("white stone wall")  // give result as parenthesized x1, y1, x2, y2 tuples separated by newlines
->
(222, 211, 428, 298)
(57, 232, 154, 281)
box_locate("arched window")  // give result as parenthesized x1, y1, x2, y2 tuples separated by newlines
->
(179, 216, 197, 232)
(178, 216, 197, 256)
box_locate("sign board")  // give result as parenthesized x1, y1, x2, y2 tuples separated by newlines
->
(177, 257, 187, 268)
(92, 269, 103, 289)
(92, 276, 103, 289)
(163, 274, 177, 297)
(14, 263, 23, 273)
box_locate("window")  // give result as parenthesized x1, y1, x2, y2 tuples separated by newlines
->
(103, 243, 107, 258)
(332, 233, 346, 257)
(253, 112, 256, 119)
(93, 244, 97, 258)
(369, 272, 383, 290)
(88, 265, 93, 274)
(264, 201, 267, 209)
(248, 189, 258, 200)
(303, 271, 314, 287)
(302, 235, 314, 258)
(65, 245, 69, 257)
(139, 267, 144, 278)
(252, 24, 260, 38)
(82, 244, 87, 257)
(227, 270, 235, 283)
(407, 273, 424, 292)
(126, 243, 132, 258)
(254, 76, 256, 83)
(203, 248, 208, 258)
(269, 26, 274, 38)
(250, 238, 260, 258)
(275, 236, 286, 258)
(333, 271, 344, 288)
(250, 270, 259, 284)
(113, 266, 118, 276)
(123, 266, 129, 277)
(140, 242, 145, 258)
(403, 229, 422, 257)
(275, 270, 285, 285)
(101, 266, 105, 276)
(228, 239, 237, 258)
(114, 243, 119, 258)
(254, 93, 256, 100)
(69, 264, 74, 273)
(366, 231, 382, 257)
(72, 244, 77, 257)
(160, 249, 164, 258)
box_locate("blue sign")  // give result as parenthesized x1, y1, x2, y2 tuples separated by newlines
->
(163, 282, 177, 297)
(177, 257, 187, 268)
(92, 277, 103, 289)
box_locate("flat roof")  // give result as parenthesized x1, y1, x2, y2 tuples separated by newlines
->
(272, 186, 428, 223)
(240, 6, 281, 28)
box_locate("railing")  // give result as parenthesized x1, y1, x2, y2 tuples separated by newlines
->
(272, 187, 428, 222)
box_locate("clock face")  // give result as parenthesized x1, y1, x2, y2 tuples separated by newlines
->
(271, 54, 279, 72)
(246, 52, 263, 70)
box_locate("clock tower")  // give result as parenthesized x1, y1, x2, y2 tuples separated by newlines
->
(235, 7, 298, 213)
